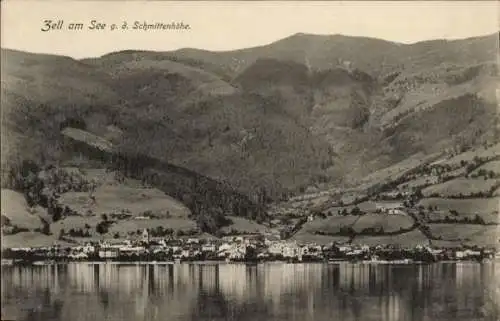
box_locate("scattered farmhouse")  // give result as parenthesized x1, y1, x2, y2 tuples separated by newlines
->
(375, 202, 406, 215)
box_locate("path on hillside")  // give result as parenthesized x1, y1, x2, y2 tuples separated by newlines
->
(406, 208, 434, 242)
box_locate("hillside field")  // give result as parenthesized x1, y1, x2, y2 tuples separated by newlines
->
(421, 178, 499, 198)
(436, 143, 500, 167)
(352, 214, 414, 233)
(350, 230, 429, 247)
(418, 197, 499, 224)
(323, 201, 382, 214)
(2, 232, 72, 249)
(299, 216, 359, 235)
(220, 216, 270, 235)
(418, 197, 499, 215)
(107, 218, 197, 235)
(1, 189, 45, 230)
(471, 160, 500, 175)
(428, 224, 499, 247)
(59, 185, 191, 218)
(291, 232, 350, 245)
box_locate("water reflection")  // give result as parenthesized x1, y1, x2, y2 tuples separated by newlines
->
(2, 262, 499, 321)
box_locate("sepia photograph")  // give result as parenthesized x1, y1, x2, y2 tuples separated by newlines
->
(1, 1, 499, 320)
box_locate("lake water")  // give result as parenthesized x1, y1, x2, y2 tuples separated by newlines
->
(2, 262, 499, 321)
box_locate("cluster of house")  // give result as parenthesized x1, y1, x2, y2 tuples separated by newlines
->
(375, 202, 407, 215)
(4, 229, 499, 264)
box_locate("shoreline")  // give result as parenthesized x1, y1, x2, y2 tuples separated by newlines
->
(2, 259, 497, 267)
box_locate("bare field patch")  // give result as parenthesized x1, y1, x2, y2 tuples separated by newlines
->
(422, 178, 499, 198)
(419, 197, 499, 224)
(1, 232, 72, 249)
(50, 215, 102, 237)
(300, 216, 359, 235)
(428, 224, 500, 247)
(438, 143, 500, 167)
(108, 218, 197, 235)
(292, 232, 350, 245)
(220, 216, 269, 234)
(352, 214, 414, 233)
(418, 197, 499, 215)
(429, 240, 464, 248)
(324, 201, 379, 215)
(471, 160, 500, 175)
(398, 176, 438, 191)
(351, 230, 429, 247)
(425, 211, 499, 224)
(59, 185, 191, 218)
(1, 189, 45, 230)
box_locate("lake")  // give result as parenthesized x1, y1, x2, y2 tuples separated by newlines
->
(1, 262, 499, 321)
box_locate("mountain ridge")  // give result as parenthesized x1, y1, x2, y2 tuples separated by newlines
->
(78, 31, 499, 78)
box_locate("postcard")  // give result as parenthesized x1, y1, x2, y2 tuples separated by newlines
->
(1, 1, 499, 320)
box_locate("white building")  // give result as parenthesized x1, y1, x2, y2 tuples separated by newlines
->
(98, 248, 119, 259)
(187, 238, 200, 244)
(376, 202, 405, 214)
(387, 209, 406, 215)
(141, 229, 150, 243)
(268, 242, 284, 255)
(218, 243, 232, 253)
(69, 252, 88, 260)
(337, 245, 352, 253)
(282, 242, 300, 258)
(228, 245, 247, 260)
(201, 244, 217, 252)
(120, 246, 146, 255)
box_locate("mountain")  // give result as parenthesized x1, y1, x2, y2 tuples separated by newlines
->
(1, 49, 122, 173)
(162, 32, 498, 78)
(1, 32, 498, 242)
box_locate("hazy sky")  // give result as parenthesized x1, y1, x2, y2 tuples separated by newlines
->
(1, 1, 498, 59)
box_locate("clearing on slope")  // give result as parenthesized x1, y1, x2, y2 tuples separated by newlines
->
(428, 224, 499, 248)
(352, 214, 414, 233)
(351, 230, 429, 247)
(418, 197, 499, 216)
(1, 189, 45, 230)
(421, 177, 499, 198)
(299, 216, 359, 235)
(2, 232, 72, 249)
(59, 185, 192, 218)
(220, 216, 270, 235)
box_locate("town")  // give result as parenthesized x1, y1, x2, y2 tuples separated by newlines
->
(2, 228, 499, 265)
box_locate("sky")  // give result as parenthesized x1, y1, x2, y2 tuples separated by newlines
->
(1, 1, 499, 59)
